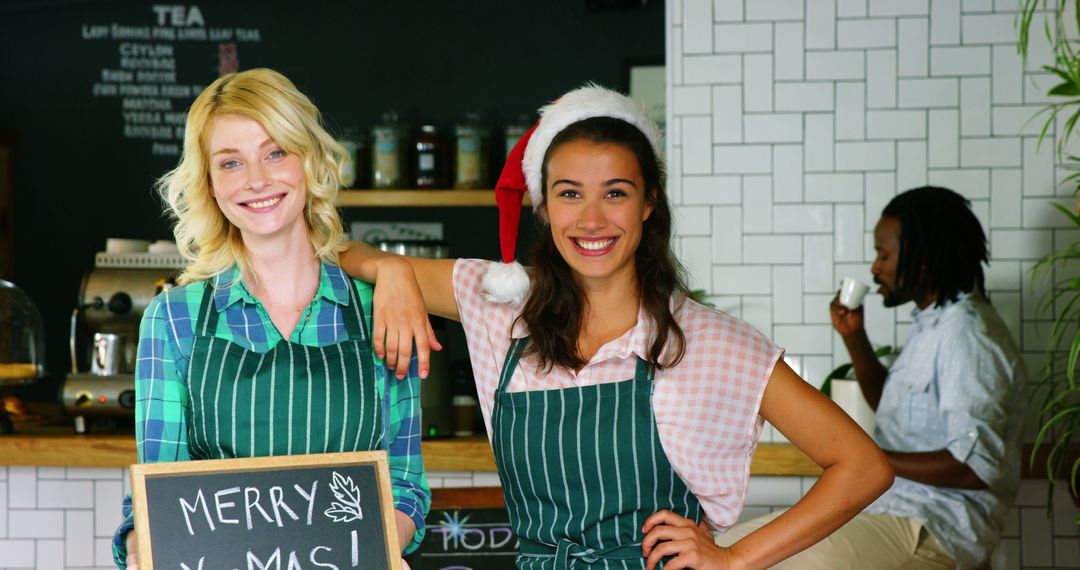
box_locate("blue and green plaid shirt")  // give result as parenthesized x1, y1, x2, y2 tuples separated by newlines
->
(112, 262, 430, 567)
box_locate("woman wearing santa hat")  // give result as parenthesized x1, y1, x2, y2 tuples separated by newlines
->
(342, 84, 893, 569)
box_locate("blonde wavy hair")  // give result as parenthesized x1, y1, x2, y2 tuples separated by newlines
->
(159, 68, 348, 284)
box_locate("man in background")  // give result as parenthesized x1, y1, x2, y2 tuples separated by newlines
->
(716, 186, 1027, 570)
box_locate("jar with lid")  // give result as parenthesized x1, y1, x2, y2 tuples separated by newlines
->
(371, 111, 405, 189)
(339, 127, 361, 189)
(414, 124, 446, 189)
(504, 114, 533, 159)
(453, 113, 488, 189)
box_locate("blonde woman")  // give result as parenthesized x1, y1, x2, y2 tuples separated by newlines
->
(111, 68, 429, 569)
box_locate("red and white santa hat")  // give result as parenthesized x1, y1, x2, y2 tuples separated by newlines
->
(482, 83, 662, 305)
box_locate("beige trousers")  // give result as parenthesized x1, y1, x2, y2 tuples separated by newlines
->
(713, 510, 956, 570)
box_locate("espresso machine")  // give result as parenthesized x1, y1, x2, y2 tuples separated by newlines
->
(62, 240, 183, 432)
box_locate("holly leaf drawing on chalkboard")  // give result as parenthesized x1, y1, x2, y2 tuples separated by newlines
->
(323, 471, 364, 523)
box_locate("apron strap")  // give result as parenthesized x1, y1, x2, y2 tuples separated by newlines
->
(495, 337, 528, 394)
(197, 278, 220, 335)
(632, 355, 654, 388)
(340, 276, 369, 343)
(630, 354, 652, 395)
(519, 537, 644, 570)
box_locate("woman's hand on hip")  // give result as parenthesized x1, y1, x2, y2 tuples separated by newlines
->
(372, 258, 442, 379)
(641, 510, 743, 570)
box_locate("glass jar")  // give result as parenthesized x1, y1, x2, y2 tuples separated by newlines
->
(0, 279, 45, 386)
(504, 114, 532, 158)
(371, 111, 405, 189)
(414, 124, 446, 189)
(454, 113, 487, 189)
(339, 127, 360, 189)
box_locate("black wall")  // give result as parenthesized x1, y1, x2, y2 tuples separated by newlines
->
(0, 0, 664, 398)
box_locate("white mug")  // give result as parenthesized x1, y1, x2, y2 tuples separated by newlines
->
(838, 277, 871, 310)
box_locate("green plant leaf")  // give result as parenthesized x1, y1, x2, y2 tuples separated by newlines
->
(1044, 423, 1080, 480)
(1072, 456, 1080, 498)
(1016, 0, 1036, 58)
(819, 346, 891, 396)
(1035, 400, 1080, 437)
(1013, 0, 1080, 498)
(820, 364, 852, 395)
(1051, 202, 1080, 226)
(1069, 329, 1080, 388)
(1049, 292, 1080, 349)
(1063, 108, 1080, 157)
(688, 289, 716, 309)
(1038, 386, 1080, 416)
(1046, 76, 1080, 99)
(1045, 63, 1075, 82)
(1037, 107, 1057, 148)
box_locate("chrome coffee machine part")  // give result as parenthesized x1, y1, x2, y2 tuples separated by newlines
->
(68, 268, 175, 374)
(91, 333, 125, 376)
(63, 264, 180, 432)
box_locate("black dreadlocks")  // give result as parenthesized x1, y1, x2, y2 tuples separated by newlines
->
(881, 186, 988, 307)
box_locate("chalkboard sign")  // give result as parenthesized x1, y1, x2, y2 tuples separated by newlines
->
(130, 451, 401, 570)
(405, 508, 517, 570)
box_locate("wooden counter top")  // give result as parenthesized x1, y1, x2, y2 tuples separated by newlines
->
(0, 432, 822, 476)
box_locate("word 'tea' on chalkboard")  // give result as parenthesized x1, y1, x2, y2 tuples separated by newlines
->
(130, 451, 402, 570)
(405, 508, 518, 570)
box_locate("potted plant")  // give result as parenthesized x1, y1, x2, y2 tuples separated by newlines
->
(1018, 0, 1080, 512)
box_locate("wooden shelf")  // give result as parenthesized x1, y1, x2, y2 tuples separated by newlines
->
(0, 434, 502, 472)
(338, 189, 525, 208)
(0, 430, 822, 476)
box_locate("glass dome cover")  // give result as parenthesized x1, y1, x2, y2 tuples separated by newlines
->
(0, 279, 45, 384)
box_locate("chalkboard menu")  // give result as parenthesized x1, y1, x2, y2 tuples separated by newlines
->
(79, 4, 264, 159)
(405, 508, 517, 570)
(130, 451, 401, 570)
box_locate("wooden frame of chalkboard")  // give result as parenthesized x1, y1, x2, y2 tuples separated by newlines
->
(130, 451, 402, 570)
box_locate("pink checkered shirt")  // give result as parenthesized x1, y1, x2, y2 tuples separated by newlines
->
(452, 259, 784, 530)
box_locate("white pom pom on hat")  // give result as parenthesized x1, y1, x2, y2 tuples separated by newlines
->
(482, 83, 663, 305)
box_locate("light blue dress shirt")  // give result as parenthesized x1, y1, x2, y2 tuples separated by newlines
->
(865, 292, 1027, 569)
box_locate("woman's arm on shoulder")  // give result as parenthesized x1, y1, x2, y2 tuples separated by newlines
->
(340, 241, 459, 378)
(340, 240, 459, 319)
(725, 360, 894, 568)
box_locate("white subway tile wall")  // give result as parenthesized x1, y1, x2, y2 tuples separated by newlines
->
(670, 1, 1079, 567)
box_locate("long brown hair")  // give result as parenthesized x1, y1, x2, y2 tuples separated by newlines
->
(517, 117, 690, 372)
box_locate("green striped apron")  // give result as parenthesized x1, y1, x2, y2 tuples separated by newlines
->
(186, 278, 383, 459)
(492, 338, 702, 569)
